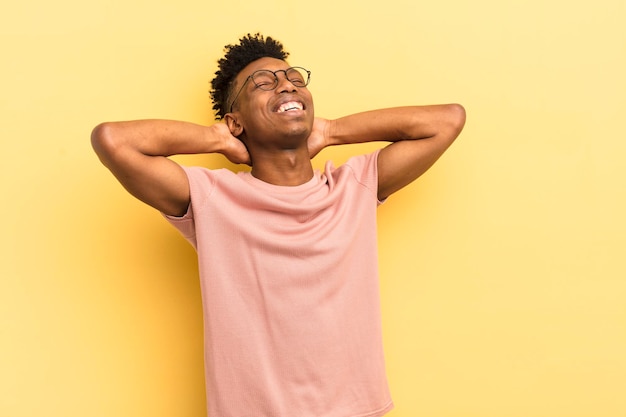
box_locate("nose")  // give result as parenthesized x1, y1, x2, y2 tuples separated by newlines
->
(275, 71, 297, 93)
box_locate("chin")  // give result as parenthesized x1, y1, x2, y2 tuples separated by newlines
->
(285, 125, 312, 140)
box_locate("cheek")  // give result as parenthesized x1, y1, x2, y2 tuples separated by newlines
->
(302, 91, 314, 113)
(245, 92, 273, 114)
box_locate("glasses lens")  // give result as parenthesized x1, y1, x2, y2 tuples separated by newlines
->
(286, 67, 309, 86)
(250, 68, 310, 91)
(251, 70, 278, 90)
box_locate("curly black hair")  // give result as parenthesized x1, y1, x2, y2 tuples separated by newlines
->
(210, 33, 289, 120)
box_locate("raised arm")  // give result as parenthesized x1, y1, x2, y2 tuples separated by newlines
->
(312, 104, 465, 200)
(91, 120, 250, 217)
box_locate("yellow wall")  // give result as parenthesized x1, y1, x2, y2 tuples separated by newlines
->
(1, 0, 625, 416)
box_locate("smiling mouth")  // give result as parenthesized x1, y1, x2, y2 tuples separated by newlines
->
(276, 101, 304, 113)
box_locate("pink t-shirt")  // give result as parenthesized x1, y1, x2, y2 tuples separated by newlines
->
(165, 150, 393, 417)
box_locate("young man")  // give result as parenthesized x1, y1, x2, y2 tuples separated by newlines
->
(92, 33, 465, 417)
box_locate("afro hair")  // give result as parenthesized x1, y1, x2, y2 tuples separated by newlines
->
(210, 33, 289, 120)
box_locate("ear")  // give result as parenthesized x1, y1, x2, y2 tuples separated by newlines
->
(224, 113, 244, 137)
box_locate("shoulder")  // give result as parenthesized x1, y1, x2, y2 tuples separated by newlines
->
(180, 166, 244, 201)
(324, 150, 381, 201)
(343, 150, 380, 172)
(333, 150, 380, 184)
(182, 166, 240, 183)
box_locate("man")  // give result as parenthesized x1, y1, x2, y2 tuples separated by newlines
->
(92, 33, 465, 417)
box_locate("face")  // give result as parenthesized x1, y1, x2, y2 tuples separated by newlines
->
(227, 57, 315, 150)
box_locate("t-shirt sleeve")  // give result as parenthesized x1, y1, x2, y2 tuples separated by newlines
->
(163, 202, 196, 248)
(343, 149, 386, 205)
(161, 166, 215, 249)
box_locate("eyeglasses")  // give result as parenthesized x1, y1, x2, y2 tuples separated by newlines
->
(229, 66, 311, 113)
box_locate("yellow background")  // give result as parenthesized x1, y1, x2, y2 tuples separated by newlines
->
(1, 0, 625, 416)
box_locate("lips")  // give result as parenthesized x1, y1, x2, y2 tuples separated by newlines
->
(275, 100, 304, 113)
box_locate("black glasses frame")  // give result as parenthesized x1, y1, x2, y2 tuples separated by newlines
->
(228, 66, 311, 113)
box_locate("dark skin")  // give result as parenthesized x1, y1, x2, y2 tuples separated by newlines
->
(223, 57, 317, 187)
(91, 57, 466, 217)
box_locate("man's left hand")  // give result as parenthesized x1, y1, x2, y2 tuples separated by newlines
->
(307, 117, 331, 159)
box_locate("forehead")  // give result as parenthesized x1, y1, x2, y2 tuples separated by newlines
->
(234, 57, 290, 85)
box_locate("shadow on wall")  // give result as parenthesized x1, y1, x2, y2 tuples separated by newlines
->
(79, 153, 249, 415)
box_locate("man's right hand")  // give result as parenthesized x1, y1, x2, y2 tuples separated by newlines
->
(212, 122, 251, 166)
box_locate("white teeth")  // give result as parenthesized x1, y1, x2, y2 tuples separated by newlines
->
(277, 101, 303, 113)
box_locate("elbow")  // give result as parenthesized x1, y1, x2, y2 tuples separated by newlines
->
(447, 103, 466, 136)
(431, 103, 465, 145)
(431, 103, 465, 147)
(90, 122, 120, 164)
(91, 122, 112, 152)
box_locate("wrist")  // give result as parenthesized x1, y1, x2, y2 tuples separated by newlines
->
(205, 123, 228, 154)
(323, 118, 338, 147)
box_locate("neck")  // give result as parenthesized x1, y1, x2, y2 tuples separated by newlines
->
(249, 148, 314, 186)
